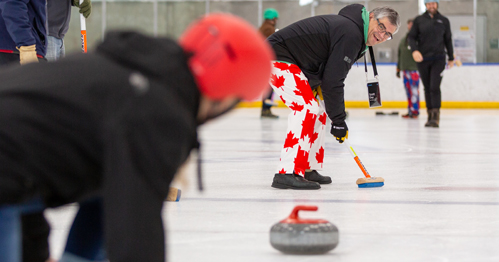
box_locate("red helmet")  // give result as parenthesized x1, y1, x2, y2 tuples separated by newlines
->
(180, 13, 274, 101)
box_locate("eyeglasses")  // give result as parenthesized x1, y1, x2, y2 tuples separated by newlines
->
(376, 19, 393, 41)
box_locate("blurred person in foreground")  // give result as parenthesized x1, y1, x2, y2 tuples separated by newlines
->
(267, 4, 400, 189)
(0, 13, 273, 262)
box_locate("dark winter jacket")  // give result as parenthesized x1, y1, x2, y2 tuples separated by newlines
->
(47, 0, 73, 39)
(407, 11, 454, 61)
(397, 35, 418, 71)
(267, 4, 367, 125)
(0, 0, 47, 56)
(0, 31, 200, 261)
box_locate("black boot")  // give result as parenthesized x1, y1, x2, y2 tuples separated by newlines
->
(424, 108, 433, 127)
(428, 108, 440, 128)
(271, 173, 320, 190)
(261, 108, 279, 119)
(304, 170, 332, 184)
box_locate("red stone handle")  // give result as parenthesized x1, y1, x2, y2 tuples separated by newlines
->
(288, 205, 318, 220)
(280, 205, 329, 224)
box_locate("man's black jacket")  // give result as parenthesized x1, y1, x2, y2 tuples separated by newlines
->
(0, 31, 200, 261)
(407, 11, 454, 61)
(268, 4, 367, 124)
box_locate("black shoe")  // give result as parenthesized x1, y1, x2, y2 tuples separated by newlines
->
(304, 170, 332, 184)
(261, 108, 279, 119)
(271, 173, 320, 190)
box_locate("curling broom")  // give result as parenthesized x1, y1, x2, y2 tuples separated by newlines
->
(344, 139, 384, 188)
(79, 0, 87, 53)
(166, 187, 181, 202)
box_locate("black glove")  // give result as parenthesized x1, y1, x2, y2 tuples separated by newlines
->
(331, 121, 348, 143)
(73, 0, 92, 18)
(396, 70, 400, 78)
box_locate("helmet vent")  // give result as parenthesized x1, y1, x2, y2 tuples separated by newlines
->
(224, 44, 237, 61)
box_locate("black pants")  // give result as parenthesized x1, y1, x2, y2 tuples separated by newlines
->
(0, 52, 47, 68)
(261, 86, 273, 110)
(22, 212, 50, 262)
(0, 52, 21, 67)
(417, 59, 446, 109)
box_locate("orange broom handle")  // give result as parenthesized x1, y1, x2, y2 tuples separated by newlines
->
(344, 139, 371, 178)
(80, 0, 87, 53)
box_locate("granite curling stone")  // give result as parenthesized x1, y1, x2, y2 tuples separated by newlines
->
(270, 205, 339, 254)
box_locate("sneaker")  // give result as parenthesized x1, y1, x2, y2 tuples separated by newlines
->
(402, 113, 418, 119)
(261, 108, 279, 119)
(304, 170, 332, 184)
(271, 173, 320, 190)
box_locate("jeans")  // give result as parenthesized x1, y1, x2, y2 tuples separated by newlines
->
(0, 198, 106, 262)
(46, 36, 65, 62)
(0, 198, 45, 262)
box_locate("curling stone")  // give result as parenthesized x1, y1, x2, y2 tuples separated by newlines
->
(270, 205, 339, 254)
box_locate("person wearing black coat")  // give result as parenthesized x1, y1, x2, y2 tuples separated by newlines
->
(407, 0, 454, 128)
(267, 4, 400, 189)
(0, 14, 273, 262)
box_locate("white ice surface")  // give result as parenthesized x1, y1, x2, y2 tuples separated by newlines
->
(45, 108, 499, 262)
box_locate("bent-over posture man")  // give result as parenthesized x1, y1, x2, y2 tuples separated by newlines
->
(267, 4, 400, 189)
(0, 14, 273, 262)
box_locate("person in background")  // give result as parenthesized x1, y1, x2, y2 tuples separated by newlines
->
(407, 0, 454, 128)
(396, 19, 420, 119)
(260, 8, 280, 118)
(0, 0, 47, 66)
(0, 14, 273, 262)
(46, 0, 92, 61)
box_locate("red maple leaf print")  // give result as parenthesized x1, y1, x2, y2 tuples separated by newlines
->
(319, 112, 327, 125)
(278, 168, 287, 174)
(283, 131, 299, 150)
(316, 147, 324, 164)
(279, 95, 286, 104)
(270, 74, 285, 90)
(288, 64, 302, 74)
(273, 62, 291, 71)
(294, 146, 310, 175)
(301, 110, 317, 142)
(309, 132, 318, 145)
(289, 102, 304, 115)
(293, 74, 315, 105)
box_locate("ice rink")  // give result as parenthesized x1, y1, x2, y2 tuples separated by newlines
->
(46, 107, 499, 261)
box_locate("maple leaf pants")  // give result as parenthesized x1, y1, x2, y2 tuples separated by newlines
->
(269, 61, 327, 176)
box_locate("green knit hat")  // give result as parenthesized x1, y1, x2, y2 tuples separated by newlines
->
(264, 8, 279, 20)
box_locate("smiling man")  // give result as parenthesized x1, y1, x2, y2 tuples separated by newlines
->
(267, 4, 400, 189)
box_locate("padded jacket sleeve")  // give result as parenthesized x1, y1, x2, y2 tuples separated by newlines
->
(443, 17, 454, 61)
(1, 0, 37, 47)
(320, 33, 362, 128)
